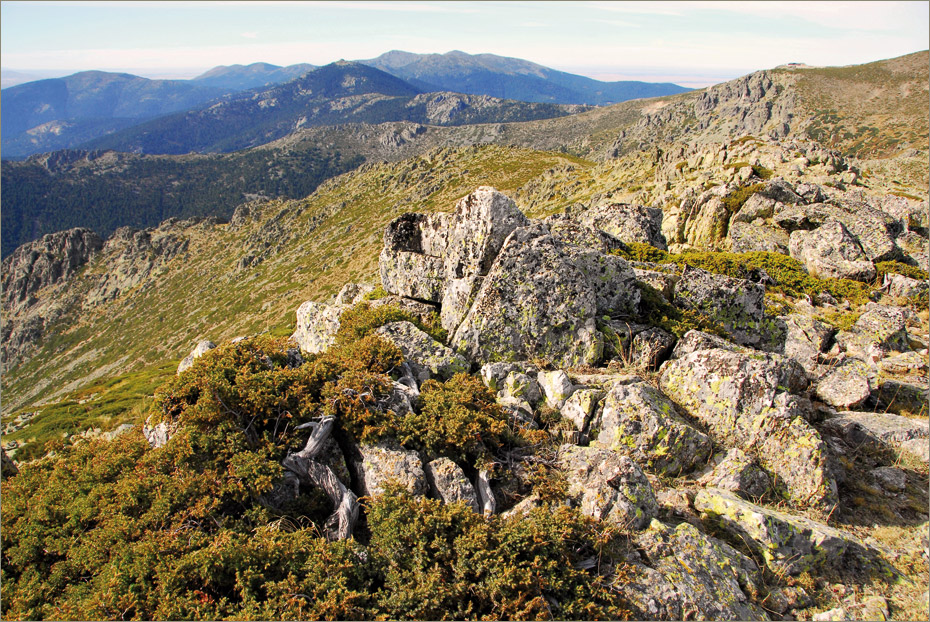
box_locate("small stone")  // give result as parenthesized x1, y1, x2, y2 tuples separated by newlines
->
(814, 359, 873, 409)
(425, 457, 480, 512)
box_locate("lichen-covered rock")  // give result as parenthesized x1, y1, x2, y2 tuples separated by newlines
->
(814, 359, 873, 409)
(619, 519, 768, 621)
(699, 448, 773, 500)
(728, 221, 789, 254)
(775, 200, 898, 263)
(378, 187, 529, 333)
(558, 444, 658, 530)
(630, 327, 676, 369)
(592, 382, 712, 476)
(673, 267, 766, 347)
(874, 378, 928, 415)
(894, 230, 929, 270)
(499, 371, 542, 407)
(820, 411, 929, 447)
(375, 321, 468, 384)
(425, 457, 480, 511)
(782, 314, 834, 372)
(479, 362, 529, 392)
(559, 388, 604, 432)
(333, 282, 375, 306)
(291, 300, 343, 354)
(883, 272, 929, 300)
(659, 348, 836, 511)
(356, 443, 427, 498)
(671, 329, 745, 359)
(450, 226, 605, 367)
(368, 295, 440, 327)
(575, 202, 668, 250)
(142, 418, 171, 449)
(695, 488, 884, 576)
(732, 193, 778, 224)
(545, 215, 629, 254)
(177, 339, 216, 374)
(835, 303, 913, 361)
(789, 221, 877, 282)
(537, 369, 576, 409)
(633, 267, 678, 301)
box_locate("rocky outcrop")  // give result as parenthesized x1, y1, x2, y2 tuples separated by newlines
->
(591, 381, 713, 476)
(659, 346, 837, 512)
(673, 267, 766, 347)
(619, 519, 768, 621)
(2, 228, 103, 312)
(698, 449, 773, 500)
(379, 186, 529, 333)
(575, 202, 668, 250)
(558, 444, 658, 530)
(695, 488, 885, 576)
(450, 224, 639, 367)
(789, 221, 877, 281)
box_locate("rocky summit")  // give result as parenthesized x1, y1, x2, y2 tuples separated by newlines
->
(1, 53, 928, 622)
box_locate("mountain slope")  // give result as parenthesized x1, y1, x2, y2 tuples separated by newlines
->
(79, 62, 587, 155)
(0, 71, 228, 157)
(1, 147, 363, 259)
(191, 61, 316, 90)
(361, 49, 691, 105)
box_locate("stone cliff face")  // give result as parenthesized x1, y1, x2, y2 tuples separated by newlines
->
(1, 220, 197, 373)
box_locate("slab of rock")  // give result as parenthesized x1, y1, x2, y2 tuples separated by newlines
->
(782, 314, 834, 372)
(789, 221, 876, 282)
(499, 371, 543, 408)
(728, 221, 789, 254)
(695, 488, 883, 576)
(537, 369, 576, 409)
(814, 359, 873, 409)
(378, 187, 530, 334)
(558, 444, 658, 530)
(699, 448, 773, 500)
(291, 300, 343, 354)
(177, 339, 216, 374)
(883, 272, 928, 300)
(820, 411, 929, 447)
(575, 202, 668, 250)
(836, 303, 913, 361)
(425, 457, 480, 511)
(559, 388, 604, 432)
(450, 226, 604, 367)
(620, 519, 768, 621)
(592, 382, 713, 476)
(545, 215, 628, 254)
(630, 327, 676, 369)
(660, 348, 837, 511)
(671, 329, 745, 358)
(356, 443, 428, 498)
(871, 466, 907, 493)
(375, 321, 468, 384)
(673, 267, 766, 347)
(875, 378, 928, 415)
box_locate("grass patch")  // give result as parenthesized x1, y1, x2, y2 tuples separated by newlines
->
(4, 361, 177, 462)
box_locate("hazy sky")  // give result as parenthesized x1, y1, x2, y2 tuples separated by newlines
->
(2, 1, 928, 88)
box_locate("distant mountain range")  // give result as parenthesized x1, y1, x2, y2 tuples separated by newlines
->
(1, 51, 689, 157)
(362, 50, 690, 105)
(190, 61, 316, 90)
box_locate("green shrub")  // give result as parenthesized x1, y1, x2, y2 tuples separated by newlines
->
(721, 183, 765, 215)
(635, 282, 727, 338)
(616, 241, 670, 263)
(397, 373, 509, 462)
(366, 489, 631, 620)
(875, 261, 930, 281)
(752, 165, 774, 180)
(336, 302, 447, 345)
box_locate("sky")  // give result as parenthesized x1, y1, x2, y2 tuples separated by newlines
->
(2, 1, 928, 88)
